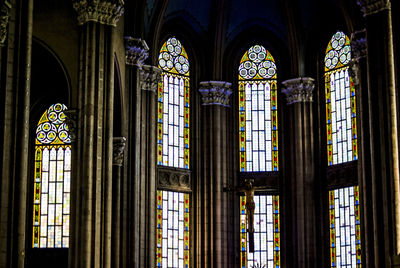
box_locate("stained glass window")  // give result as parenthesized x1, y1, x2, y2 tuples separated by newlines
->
(32, 103, 71, 248)
(157, 37, 190, 169)
(329, 186, 362, 267)
(325, 31, 357, 166)
(240, 195, 280, 268)
(156, 190, 190, 268)
(238, 45, 278, 172)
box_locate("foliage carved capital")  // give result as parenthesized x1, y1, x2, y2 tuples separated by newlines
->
(113, 137, 126, 166)
(198, 81, 233, 107)
(356, 0, 390, 16)
(139, 65, 162, 92)
(64, 109, 79, 142)
(351, 30, 367, 61)
(125, 37, 149, 67)
(72, 0, 124, 26)
(0, 1, 11, 47)
(281, 77, 315, 105)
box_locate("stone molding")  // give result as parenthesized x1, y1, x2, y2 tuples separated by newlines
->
(0, 1, 11, 47)
(64, 109, 78, 142)
(139, 65, 162, 92)
(125, 37, 149, 67)
(72, 0, 124, 26)
(357, 0, 391, 16)
(198, 81, 232, 107)
(281, 77, 315, 105)
(113, 136, 126, 166)
(157, 167, 191, 192)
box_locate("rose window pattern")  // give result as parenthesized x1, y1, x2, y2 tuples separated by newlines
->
(157, 37, 190, 169)
(32, 103, 71, 248)
(238, 45, 278, 172)
(325, 31, 357, 166)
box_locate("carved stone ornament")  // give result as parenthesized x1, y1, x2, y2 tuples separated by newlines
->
(64, 109, 78, 142)
(157, 167, 191, 192)
(72, 0, 124, 26)
(113, 136, 126, 166)
(0, 1, 11, 47)
(198, 81, 233, 107)
(139, 65, 162, 92)
(125, 37, 149, 67)
(282, 77, 315, 105)
(357, 0, 391, 16)
(349, 30, 367, 87)
(351, 30, 367, 61)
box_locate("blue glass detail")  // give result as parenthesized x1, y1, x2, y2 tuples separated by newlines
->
(240, 147, 244, 151)
(240, 127, 244, 131)
(274, 167, 277, 171)
(241, 168, 245, 171)
(185, 144, 188, 148)
(329, 140, 332, 145)
(185, 164, 188, 169)
(159, 97, 162, 101)
(273, 126, 276, 130)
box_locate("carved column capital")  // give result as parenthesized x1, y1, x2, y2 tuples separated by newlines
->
(349, 30, 367, 87)
(198, 81, 233, 107)
(113, 137, 126, 166)
(125, 37, 149, 67)
(357, 0, 391, 16)
(282, 77, 315, 105)
(72, 0, 124, 26)
(64, 109, 78, 142)
(0, 1, 11, 47)
(351, 30, 367, 61)
(139, 65, 162, 92)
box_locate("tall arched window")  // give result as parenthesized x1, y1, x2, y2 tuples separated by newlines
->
(157, 37, 190, 169)
(325, 31, 357, 166)
(325, 32, 362, 267)
(32, 103, 71, 248)
(238, 45, 280, 268)
(156, 37, 191, 267)
(238, 45, 278, 172)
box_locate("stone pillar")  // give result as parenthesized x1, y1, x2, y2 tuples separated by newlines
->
(356, 0, 400, 266)
(198, 81, 232, 267)
(0, 0, 33, 267)
(281, 77, 317, 267)
(70, 1, 123, 267)
(111, 137, 126, 268)
(124, 37, 148, 268)
(139, 64, 161, 267)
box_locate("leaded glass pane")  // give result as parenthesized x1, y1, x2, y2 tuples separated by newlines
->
(240, 195, 280, 268)
(32, 103, 71, 248)
(158, 37, 190, 169)
(325, 31, 357, 166)
(329, 186, 361, 267)
(156, 190, 190, 268)
(239, 45, 278, 172)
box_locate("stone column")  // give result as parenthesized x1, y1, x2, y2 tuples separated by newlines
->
(124, 37, 148, 268)
(139, 64, 161, 267)
(0, 0, 33, 267)
(281, 77, 317, 267)
(356, 0, 400, 266)
(111, 137, 126, 268)
(198, 81, 232, 267)
(71, 1, 123, 267)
